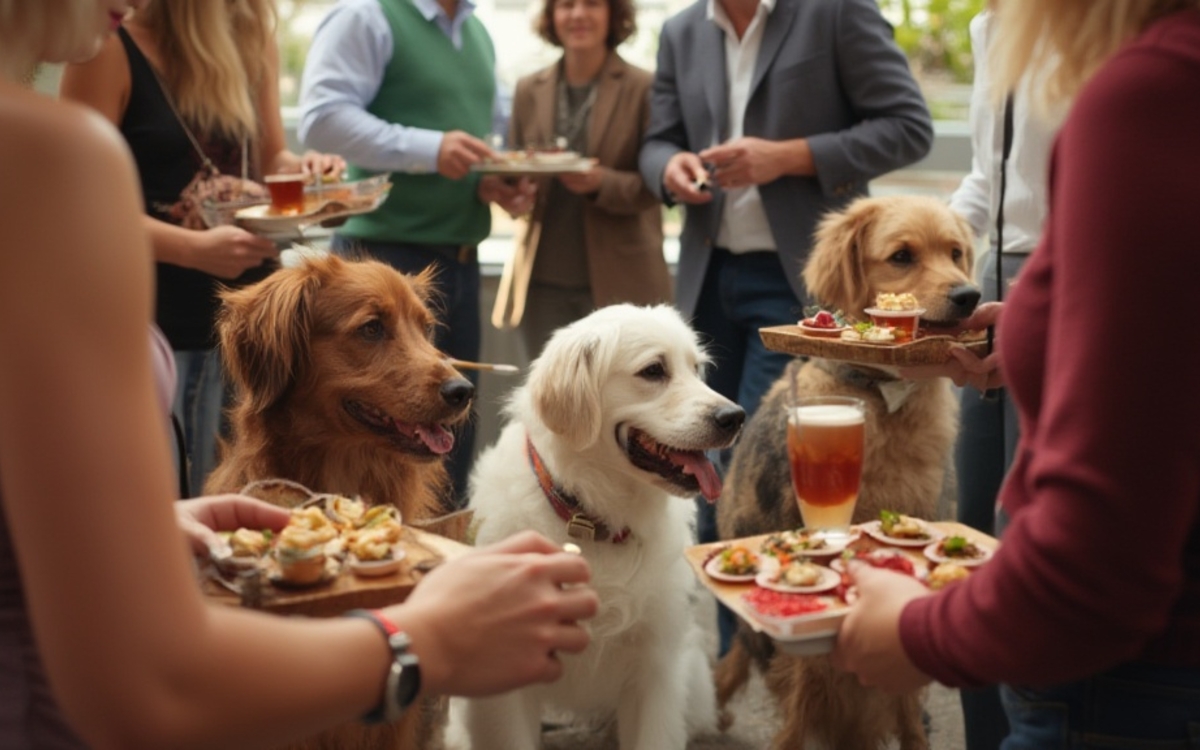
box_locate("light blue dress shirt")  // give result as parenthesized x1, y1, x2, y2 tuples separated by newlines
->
(298, 0, 510, 174)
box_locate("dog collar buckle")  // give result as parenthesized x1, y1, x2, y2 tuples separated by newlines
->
(566, 514, 597, 542)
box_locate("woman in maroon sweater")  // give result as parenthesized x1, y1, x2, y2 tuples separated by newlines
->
(834, 0, 1200, 745)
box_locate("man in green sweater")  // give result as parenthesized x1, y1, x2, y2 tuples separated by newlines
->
(300, 0, 534, 507)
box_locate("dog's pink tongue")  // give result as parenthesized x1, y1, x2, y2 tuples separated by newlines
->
(415, 425, 455, 455)
(675, 452, 723, 501)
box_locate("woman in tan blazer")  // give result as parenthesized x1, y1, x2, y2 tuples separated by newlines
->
(494, 0, 671, 358)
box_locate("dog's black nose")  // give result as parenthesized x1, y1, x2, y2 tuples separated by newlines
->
(712, 404, 746, 435)
(440, 378, 475, 408)
(948, 284, 982, 316)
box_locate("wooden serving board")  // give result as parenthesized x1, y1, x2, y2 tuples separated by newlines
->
(759, 325, 991, 367)
(686, 521, 997, 651)
(201, 527, 469, 618)
(469, 158, 597, 176)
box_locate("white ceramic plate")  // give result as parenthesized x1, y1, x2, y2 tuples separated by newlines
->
(704, 549, 760, 583)
(861, 519, 942, 547)
(924, 538, 994, 568)
(798, 320, 849, 337)
(348, 547, 407, 578)
(755, 564, 840, 594)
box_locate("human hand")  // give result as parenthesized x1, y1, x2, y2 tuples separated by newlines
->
(299, 150, 346, 181)
(897, 303, 1005, 390)
(830, 560, 934, 693)
(557, 166, 604, 195)
(662, 151, 713, 205)
(437, 130, 494, 180)
(699, 137, 786, 189)
(175, 495, 291, 558)
(188, 225, 279, 279)
(395, 530, 598, 698)
(478, 175, 536, 218)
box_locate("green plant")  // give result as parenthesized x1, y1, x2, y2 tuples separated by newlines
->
(878, 0, 985, 83)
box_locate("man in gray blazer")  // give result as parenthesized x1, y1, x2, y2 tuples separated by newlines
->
(639, 0, 932, 653)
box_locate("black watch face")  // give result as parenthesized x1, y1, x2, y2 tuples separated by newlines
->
(397, 656, 421, 708)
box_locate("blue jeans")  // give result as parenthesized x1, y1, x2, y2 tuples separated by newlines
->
(689, 248, 800, 655)
(1001, 663, 1200, 749)
(172, 348, 227, 497)
(332, 235, 481, 509)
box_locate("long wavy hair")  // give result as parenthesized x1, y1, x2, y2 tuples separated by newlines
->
(131, 0, 276, 142)
(992, 0, 1200, 108)
(0, 0, 94, 81)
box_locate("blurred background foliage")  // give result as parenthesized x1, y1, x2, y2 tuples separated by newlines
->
(879, 0, 985, 83)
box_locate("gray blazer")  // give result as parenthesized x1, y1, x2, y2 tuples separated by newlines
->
(639, 0, 934, 315)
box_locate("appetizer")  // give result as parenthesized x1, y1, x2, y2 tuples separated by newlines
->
(928, 562, 971, 590)
(715, 545, 759, 577)
(879, 510, 933, 541)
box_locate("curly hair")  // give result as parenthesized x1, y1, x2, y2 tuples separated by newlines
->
(534, 0, 636, 50)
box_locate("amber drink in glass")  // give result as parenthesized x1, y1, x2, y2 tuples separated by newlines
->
(786, 396, 865, 542)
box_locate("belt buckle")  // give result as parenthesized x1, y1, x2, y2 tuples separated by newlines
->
(566, 514, 596, 542)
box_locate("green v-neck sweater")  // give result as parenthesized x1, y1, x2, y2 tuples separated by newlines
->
(342, 0, 495, 245)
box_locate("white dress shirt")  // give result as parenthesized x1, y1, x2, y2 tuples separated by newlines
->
(949, 11, 1063, 256)
(708, 0, 778, 253)
(297, 0, 509, 174)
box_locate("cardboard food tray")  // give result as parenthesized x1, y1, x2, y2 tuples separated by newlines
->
(201, 526, 469, 618)
(759, 325, 991, 367)
(686, 522, 997, 655)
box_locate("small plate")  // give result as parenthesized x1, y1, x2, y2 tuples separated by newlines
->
(704, 549, 760, 583)
(755, 564, 840, 594)
(924, 538, 994, 567)
(759, 528, 859, 559)
(861, 519, 942, 547)
(798, 320, 849, 338)
(348, 547, 407, 578)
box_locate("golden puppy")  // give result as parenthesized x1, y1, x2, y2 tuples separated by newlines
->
(205, 253, 473, 750)
(715, 195, 979, 750)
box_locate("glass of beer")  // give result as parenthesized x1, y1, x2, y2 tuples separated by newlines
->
(264, 173, 307, 216)
(786, 395, 865, 542)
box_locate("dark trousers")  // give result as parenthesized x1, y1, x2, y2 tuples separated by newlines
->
(690, 248, 800, 656)
(955, 250, 1026, 749)
(331, 235, 481, 508)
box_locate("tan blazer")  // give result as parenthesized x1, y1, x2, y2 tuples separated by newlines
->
(492, 52, 671, 329)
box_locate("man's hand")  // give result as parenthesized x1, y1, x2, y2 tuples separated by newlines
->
(700, 137, 801, 189)
(831, 561, 934, 693)
(478, 175, 536, 218)
(437, 131, 494, 180)
(662, 152, 713, 205)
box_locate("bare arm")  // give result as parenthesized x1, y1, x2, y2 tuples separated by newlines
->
(0, 95, 596, 749)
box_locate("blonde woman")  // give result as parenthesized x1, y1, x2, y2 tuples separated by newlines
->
(0, 5, 597, 746)
(60, 0, 344, 497)
(834, 0, 1200, 745)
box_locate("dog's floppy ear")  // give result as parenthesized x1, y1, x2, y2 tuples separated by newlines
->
(216, 264, 322, 414)
(527, 324, 615, 449)
(803, 198, 880, 315)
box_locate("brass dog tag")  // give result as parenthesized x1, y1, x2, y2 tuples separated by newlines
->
(566, 514, 597, 542)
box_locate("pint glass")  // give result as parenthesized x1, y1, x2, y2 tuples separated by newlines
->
(786, 395, 865, 541)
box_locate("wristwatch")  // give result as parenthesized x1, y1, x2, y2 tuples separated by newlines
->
(344, 609, 422, 724)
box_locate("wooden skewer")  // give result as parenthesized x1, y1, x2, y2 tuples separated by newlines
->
(447, 359, 520, 374)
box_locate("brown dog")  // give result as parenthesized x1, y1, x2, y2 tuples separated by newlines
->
(205, 252, 474, 750)
(715, 195, 979, 750)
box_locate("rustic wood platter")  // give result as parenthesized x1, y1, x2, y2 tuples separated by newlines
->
(686, 521, 997, 655)
(469, 157, 597, 176)
(760, 325, 991, 367)
(201, 526, 469, 618)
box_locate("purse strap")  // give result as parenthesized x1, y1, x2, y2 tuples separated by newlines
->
(143, 50, 249, 181)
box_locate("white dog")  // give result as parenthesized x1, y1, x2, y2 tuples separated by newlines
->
(448, 304, 745, 750)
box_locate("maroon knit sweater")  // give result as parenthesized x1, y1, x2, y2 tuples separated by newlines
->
(901, 8, 1200, 688)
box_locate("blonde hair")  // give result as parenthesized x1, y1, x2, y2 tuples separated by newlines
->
(992, 0, 1200, 109)
(0, 0, 94, 80)
(132, 0, 276, 141)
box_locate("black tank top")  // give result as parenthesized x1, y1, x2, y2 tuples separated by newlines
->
(118, 27, 275, 351)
